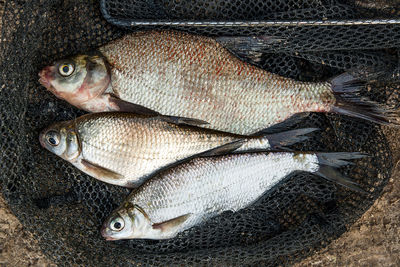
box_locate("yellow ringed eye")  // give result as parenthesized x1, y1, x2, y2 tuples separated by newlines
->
(59, 63, 74, 76)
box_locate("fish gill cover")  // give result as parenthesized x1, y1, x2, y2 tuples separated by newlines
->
(0, 0, 399, 266)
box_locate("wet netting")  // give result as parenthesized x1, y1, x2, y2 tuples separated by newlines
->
(0, 0, 399, 266)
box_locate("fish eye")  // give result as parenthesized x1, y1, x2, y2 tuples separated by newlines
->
(45, 130, 60, 146)
(110, 216, 125, 232)
(58, 63, 75, 77)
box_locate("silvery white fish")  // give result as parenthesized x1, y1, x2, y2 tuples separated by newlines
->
(38, 30, 400, 136)
(101, 151, 365, 240)
(39, 112, 315, 187)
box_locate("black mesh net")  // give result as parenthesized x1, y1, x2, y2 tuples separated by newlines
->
(101, 0, 400, 50)
(0, 0, 399, 266)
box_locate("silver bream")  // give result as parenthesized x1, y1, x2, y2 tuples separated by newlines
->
(101, 151, 365, 240)
(39, 112, 315, 187)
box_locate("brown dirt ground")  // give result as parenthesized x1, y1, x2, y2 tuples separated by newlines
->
(0, 128, 399, 266)
(0, 197, 55, 267)
(294, 127, 400, 267)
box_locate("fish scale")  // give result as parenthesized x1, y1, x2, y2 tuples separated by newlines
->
(100, 31, 333, 135)
(101, 151, 365, 240)
(130, 153, 319, 234)
(40, 31, 400, 133)
(40, 112, 304, 187)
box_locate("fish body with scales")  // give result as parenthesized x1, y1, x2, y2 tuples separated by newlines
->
(39, 112, 314, 187)
(101, 151, 364, 240)
(39, 31, 399, 136)
(99, 31, 333, 135)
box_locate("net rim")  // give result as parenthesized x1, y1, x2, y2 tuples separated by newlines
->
(102, 18, 400, 27)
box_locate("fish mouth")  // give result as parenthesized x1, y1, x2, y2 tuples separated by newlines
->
(100, 224, 117, 241)
(38, 76, 51, 89)
(38, 66, 55, 91)
(38, 129, 47, 148)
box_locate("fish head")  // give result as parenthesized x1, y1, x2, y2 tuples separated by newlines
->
(38, 54, 111, 111)
(39, 121, 81, 162)
(101, 203, 153, 240)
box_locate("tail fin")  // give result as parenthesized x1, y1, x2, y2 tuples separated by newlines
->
(315, 152, 368, 193)
(330, 73, 400, 126)
(265, 128, 318, 149)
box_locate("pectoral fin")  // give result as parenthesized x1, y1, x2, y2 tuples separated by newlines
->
(161, 115, 209, 127)
(107, 94, 160, 116)
(108, 94, 208, 127)
(81, 159, 124, 181)
(152, 214, 192, 233)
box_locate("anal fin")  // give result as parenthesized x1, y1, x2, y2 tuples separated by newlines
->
(200, 140, 245, 157)
(265, 128, 319, 149)
(252, 113, 311, 135)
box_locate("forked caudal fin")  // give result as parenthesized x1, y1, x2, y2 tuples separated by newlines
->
(330, 73, 400, 127)
(315, 152, 368, 193)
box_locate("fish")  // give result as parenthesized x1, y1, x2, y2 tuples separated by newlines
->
(39, 112, 316, 187)
(38, 30, 400, 135)
(101, 151, 366, 240)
